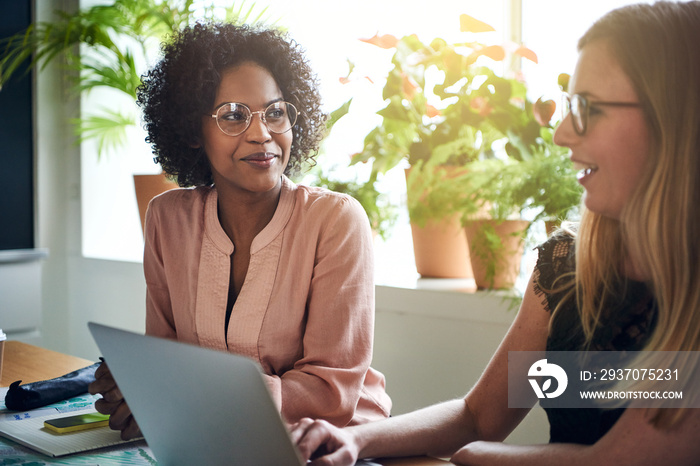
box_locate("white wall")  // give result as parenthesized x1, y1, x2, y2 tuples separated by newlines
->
(34, 0, 147, 357)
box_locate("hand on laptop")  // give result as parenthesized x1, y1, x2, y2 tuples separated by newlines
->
(290, 417, 360, 465)
(88, 361, 143, 440)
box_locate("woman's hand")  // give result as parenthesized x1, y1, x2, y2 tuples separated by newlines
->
(88, 361, 142, 440)
(290, 418, 359, 466)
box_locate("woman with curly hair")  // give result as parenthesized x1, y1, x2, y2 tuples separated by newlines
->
(89, 22, 391, 440)
(292, 2, 700, 464)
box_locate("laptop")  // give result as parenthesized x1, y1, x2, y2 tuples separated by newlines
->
(88, 322, 305, 465)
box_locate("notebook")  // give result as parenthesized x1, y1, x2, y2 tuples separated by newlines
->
(0, 403, 143, 457)
(88, 322, 306, 465)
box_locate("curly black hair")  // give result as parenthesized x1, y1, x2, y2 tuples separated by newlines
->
(137, 22, 325, 186)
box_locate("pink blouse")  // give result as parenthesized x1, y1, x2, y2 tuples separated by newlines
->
(143, 176, 391, 426)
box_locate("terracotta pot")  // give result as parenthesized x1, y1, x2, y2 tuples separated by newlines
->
(464, 219, 530, 289)
(404, 167, 473, 279)
(133, 173, 178, 234)
(410, 215, 474, 279)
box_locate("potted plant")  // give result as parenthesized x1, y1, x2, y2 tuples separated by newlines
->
(0, 0, 276, 231)
(460, 140, 579, 289)
(336, 14, 581, 287)
(337, 14, 538, 279)
(456, 73, 581, 289)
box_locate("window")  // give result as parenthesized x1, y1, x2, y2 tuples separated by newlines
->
(81, 0, 506, 262)
(1, 2, 34, 251)
(81, 0, 652, 267)
(521, 0, 655, 101)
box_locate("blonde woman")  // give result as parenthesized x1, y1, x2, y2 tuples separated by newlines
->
(291, 2, 700, 464)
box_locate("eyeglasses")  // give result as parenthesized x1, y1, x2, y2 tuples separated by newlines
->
(562, 93, 641, 136)
(210, 101, 298, 137)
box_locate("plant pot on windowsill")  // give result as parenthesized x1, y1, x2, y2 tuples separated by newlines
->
(464, 218, 529, 289)
(405, 167, 474, 279)
(133, 173, 178, 234)
(409, 214, 473, 279)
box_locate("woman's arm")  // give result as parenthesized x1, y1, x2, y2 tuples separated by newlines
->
(452, 407, 700, 465)
(142, 199, 177, 338)
(264, 195, 388, 425)
(292, 272, 552, 463)
(292, 398, 473, 464)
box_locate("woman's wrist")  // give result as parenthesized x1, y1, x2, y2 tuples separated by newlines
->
(344, 425, 369, 459)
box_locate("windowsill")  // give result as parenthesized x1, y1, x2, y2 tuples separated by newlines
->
(378, 275, 478, 293)
(374, 221, 531, 294)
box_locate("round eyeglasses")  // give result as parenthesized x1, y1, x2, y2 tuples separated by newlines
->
(562, 93, 641, 136)
(210, 101, 298, 137)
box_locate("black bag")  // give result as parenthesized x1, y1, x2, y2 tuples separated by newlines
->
(4, 362, 101, 411)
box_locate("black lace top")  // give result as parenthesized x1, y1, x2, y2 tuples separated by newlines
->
(533, 233, 657, 444)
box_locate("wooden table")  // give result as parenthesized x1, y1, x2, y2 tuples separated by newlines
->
(378, 458, 450, 465)
(0, 340, 93, 387)
(0, 341, 448, 465)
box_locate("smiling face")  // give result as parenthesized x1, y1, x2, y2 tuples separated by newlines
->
(200, 62, 292, 196)
(554, 40, 651, 221)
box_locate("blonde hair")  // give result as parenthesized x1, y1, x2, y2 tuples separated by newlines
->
(562, 1, 700, 427)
